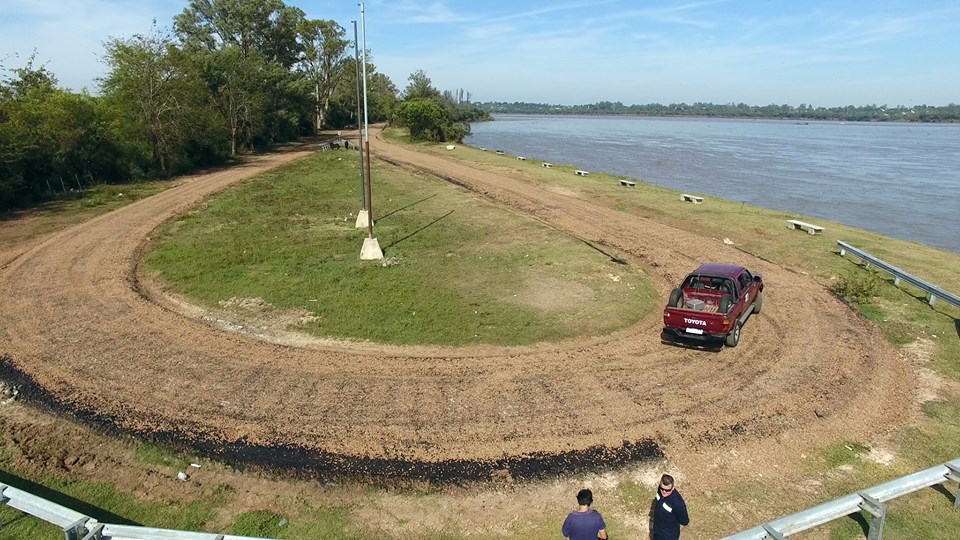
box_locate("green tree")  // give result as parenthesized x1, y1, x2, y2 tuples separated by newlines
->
(173, 0, 303, 64)
(403, 69, 440, 100)
(297, 19, 349, 131)
(393, 98, 445, 141)
(366, 71, 399, 123)
(174, 0, 306, 154)
(1, 57, 127, 208)
(101, 25, 215, 174)
(327, 56, 397, 127)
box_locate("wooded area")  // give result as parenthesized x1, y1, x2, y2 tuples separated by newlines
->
(0, 0, 485, 211)
(478, 100, 960, 122)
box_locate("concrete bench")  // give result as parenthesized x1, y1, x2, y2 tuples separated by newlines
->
(495, 150, 505, 155)
(787, 219, 824, 235)
(619, 180, 635, 187)
(680, 194, 704, 204)
(542, 162, 552, 168)
(517, 156, 526, 161)
(575, 170, 590, 176)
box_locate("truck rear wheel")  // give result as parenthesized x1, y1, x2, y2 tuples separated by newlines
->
(669, 288, 683, 308)
(753, 290, 763, 314)
(726, 321, 741, 347)
(719, 293, 733, 313)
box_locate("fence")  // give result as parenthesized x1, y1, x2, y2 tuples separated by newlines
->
(722, 458, 960, 539)
(837, 241, 960, 309)
(0, 482, 275, 540)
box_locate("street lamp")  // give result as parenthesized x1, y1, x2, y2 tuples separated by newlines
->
(357, 2, 382, 260)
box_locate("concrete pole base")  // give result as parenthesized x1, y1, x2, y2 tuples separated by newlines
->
(355, 209, 370, 229)
(360, 237, 383, 260)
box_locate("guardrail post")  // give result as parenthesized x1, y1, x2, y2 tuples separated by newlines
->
(947, 463, 960, 508)
(80, 523, 103, 540)
(858, 492, 886, 540)
(63, 517, 88, 540)
(0, 484, 8, 531)
(761, 523, 786, 539)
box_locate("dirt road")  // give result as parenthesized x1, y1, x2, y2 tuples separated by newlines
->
(0, 133, 912, 481)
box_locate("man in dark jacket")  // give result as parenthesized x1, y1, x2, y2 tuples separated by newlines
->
(651, 474, 689, 540)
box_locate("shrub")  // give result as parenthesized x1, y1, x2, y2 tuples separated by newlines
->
(832, 268, 882, 303)
(441, 121, 470, 143)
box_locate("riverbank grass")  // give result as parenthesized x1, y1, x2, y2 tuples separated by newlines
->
(144, 150, 656, 346)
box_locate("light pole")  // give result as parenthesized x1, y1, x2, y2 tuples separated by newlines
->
(352, 20, 368, 229)
(358, 2, 383, 260)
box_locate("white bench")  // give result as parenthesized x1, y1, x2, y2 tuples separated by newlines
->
(517, 156, 526, 161)
(680, 194, 704, 204)
(575, 170, 590, 176)
(619, 180, 635, 187)
(542, 162, 552, 168)
(495, 150, 505, 155)
(787, 219, 824, 235)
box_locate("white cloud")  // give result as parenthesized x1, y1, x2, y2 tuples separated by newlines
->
(383, 1, 473, 24)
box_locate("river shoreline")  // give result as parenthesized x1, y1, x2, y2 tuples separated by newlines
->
(467, 114, 960, 253)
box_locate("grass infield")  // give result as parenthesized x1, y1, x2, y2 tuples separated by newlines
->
(143, 150, 657, 346)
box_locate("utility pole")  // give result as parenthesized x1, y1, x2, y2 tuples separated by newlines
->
(352, 20, 368, 229)
(358, 2, 382, 260)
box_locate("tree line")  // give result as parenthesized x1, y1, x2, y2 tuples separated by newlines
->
(0, 0, 484, 211)
(478, 101, 960, 122)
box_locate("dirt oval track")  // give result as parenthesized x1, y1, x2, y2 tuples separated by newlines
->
(0, 134, 912, 482)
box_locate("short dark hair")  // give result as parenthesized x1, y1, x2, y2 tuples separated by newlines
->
(660, 474, 675, 487)
(576, 488, 593, 506)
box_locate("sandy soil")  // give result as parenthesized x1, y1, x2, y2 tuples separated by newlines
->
(0, 131, 915, 484)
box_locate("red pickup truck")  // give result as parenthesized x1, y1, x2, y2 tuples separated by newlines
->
(662, 263, 763, 347)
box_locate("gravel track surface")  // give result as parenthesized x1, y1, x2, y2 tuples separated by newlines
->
(0, 134, 912, 481)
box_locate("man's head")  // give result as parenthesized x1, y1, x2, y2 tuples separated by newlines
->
(658, 474, 675, 496)
(576, 488, 593, 506)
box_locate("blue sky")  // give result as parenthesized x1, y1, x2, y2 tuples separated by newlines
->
(1, 0, 957, 107)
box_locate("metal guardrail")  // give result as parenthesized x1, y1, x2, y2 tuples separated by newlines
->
(722, 458, 960, 539)
(0, 482, 275, 540)
(837, 241, 960, 309)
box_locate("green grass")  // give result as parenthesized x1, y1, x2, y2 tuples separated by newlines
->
(820, 441, 869, 469)
(229, 511, 291, 537)
(0, 465, 375, 540)
(0, 471, 215, 539)
(145, 151, 657, 346)
(0, 504, 61, 539)
(1, 181, 173, 218)
(0, 181, 174, 249)
(133, 442, 191, 470)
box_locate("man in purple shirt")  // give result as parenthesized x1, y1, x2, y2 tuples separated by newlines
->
(562, 488, 608, 540)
